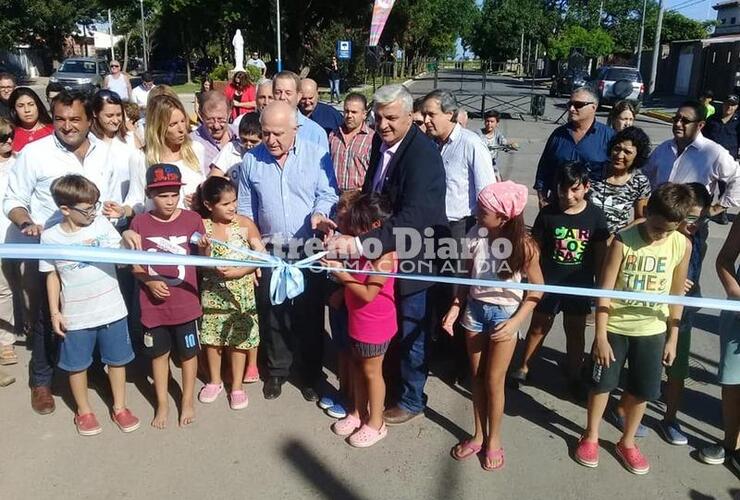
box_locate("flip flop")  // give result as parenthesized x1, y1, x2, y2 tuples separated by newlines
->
(482, 447, 505, 471)
(451, 440, 483, 461)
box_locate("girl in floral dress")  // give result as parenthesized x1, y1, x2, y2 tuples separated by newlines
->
(195, 176, 265, 410)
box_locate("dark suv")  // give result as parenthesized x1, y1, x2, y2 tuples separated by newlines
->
(550, 68, 590, 97)
(590, 66, 644, 108)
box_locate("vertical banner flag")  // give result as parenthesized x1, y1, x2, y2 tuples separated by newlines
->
(369, 0, 396, 47)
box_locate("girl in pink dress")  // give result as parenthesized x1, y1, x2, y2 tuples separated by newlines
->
(323, 193, 396, 448)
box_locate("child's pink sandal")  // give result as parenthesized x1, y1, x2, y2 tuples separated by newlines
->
(229, 390, 249, 410)
(574, 438, 600, 468)
(332, 414, 361, 436)
(243, 365, 260, 384)
(482, 448, 505, 471)
(451, 440, 483, 461)
(348, 423, 388, 448)
(198, 383, 223, 403)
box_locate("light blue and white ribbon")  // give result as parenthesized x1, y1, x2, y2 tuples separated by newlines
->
(1, 243, 738, 312)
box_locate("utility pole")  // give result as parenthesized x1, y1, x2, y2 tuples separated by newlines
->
(636, 0, 647, 70)
(519, 31, 524, 76)
(108, 9, 115, 60)
(648, 0, 664, 97)
(140, 0, 148, 71)
(276, 0, 283, 72)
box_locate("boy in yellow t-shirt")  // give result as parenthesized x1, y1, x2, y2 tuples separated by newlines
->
(574, 183, 693, 475)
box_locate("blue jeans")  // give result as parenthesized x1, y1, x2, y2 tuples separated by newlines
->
(329, 79, 340, 100)
(398, 289, 431, 414)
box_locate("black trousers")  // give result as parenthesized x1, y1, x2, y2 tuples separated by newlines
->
(255, 266, 325, 386)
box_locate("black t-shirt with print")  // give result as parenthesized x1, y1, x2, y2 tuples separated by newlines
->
(532, 201, 610, 287)
(589, 171, 652, 234)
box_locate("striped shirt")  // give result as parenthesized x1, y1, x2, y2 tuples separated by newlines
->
(329, 123, 374, 191)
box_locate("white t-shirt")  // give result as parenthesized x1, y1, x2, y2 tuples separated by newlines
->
(466, 226, 523, 306)
(0, 156, 16, 242)
(39, 217, 127, 330)
(246, 58, 266, 73)
(211, 140, 246, 185)
(131, 85, 151, 108)
(106, 74, 130, 101)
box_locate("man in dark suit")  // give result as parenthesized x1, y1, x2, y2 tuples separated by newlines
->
(327, 84, 448, 425)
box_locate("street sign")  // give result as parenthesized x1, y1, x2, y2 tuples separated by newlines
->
(337, 40, 352, 60)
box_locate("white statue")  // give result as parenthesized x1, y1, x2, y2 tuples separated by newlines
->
(232, 29, 245, 71)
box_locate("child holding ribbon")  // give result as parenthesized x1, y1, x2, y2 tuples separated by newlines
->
(442, 181, 544, 470)
(129, 164, 205, 429)
(194, 176, 265, 409)
(323, 192, 396, 448)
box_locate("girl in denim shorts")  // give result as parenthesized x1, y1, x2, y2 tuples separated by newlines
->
(442, 181, 544, 471)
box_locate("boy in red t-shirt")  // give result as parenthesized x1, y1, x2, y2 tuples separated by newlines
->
(128, 164, 205, 429)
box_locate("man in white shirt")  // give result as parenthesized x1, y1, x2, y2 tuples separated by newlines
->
(3, 89, 115, 415)
(130, 72, 154, 111)
(421, 89, 495, 242)
(644, 100, 740, 216)
(246, 51, 267, 79)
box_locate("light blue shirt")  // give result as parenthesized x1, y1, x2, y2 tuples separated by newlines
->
(237, 136, 339, 241)
(440, 123, 496, 221)
(297, 111, 330, 153)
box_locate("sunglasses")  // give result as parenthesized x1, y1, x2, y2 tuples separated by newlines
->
(567, 101, 594, 110)
(671, 115, 700, 125)
(69, 202, 101, 218)
(0, 131, 14, 143)
(685, 214, 708, 226)
(413, 119, 424, 126)
(110, 64, 120, 68)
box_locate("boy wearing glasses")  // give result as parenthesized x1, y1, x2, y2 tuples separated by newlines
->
(40, 174, 138, 436)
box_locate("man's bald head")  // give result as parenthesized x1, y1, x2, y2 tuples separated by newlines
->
(261, 101, 297, 159)
(299, 78, 319, 116)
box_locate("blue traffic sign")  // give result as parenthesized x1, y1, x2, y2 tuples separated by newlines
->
(337, 40, 352, 60)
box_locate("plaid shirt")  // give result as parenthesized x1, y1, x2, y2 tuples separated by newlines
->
(329, 123, 374, 191)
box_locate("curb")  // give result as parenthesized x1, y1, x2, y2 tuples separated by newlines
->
(643, 110, 672, 123)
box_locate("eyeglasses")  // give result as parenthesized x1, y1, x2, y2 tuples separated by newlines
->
(0, 131, 14, 143)
(567, 101, 594, 110)
(68, 202, 101, 218)
(413, 119, 424, 126)
(685, 214, 708, 226)
(204, 117, 228, 125)
(110, 64, 120, 68)
(671, 115, 700, 125)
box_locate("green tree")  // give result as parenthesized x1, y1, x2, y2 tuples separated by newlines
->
(467, 0, 554, 61)
(548, 25, 615, 60)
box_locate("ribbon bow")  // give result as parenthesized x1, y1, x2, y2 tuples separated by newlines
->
(190, 232, 327, 305)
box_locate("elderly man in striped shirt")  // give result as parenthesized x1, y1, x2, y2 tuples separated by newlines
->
(329, 92, 374, 192)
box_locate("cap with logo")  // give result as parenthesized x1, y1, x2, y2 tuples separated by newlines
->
(728, 94, 739, 105)
(146, 163, 184, 189)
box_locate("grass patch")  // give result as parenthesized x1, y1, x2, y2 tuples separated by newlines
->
(169, 82, 200, 94)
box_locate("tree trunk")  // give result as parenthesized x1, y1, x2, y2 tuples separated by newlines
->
(122, 34, 131, 73)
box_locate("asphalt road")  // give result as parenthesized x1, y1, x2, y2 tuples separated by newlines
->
(1, 71, 738, 500)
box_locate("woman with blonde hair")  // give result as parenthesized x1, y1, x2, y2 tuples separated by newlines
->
(142, 94, 205, 208)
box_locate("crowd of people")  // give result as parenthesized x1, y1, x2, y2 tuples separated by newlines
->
(0, 68, 738, 476)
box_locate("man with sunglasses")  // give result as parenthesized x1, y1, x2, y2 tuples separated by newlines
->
(103, 60, 132, 102)
(643, 100, 739, 221)
(2, 89, 115, 415)
(534, 87, 614, 207)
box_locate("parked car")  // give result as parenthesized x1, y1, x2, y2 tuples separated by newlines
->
(49, 57, 109, 93)
(550, 68, 590, 97)
(590, 65, 644, 108)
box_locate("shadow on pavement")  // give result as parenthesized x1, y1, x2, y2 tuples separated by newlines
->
(282, 439, 369, 500)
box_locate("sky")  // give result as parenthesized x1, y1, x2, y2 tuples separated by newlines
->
(673, 0, 717, 22)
